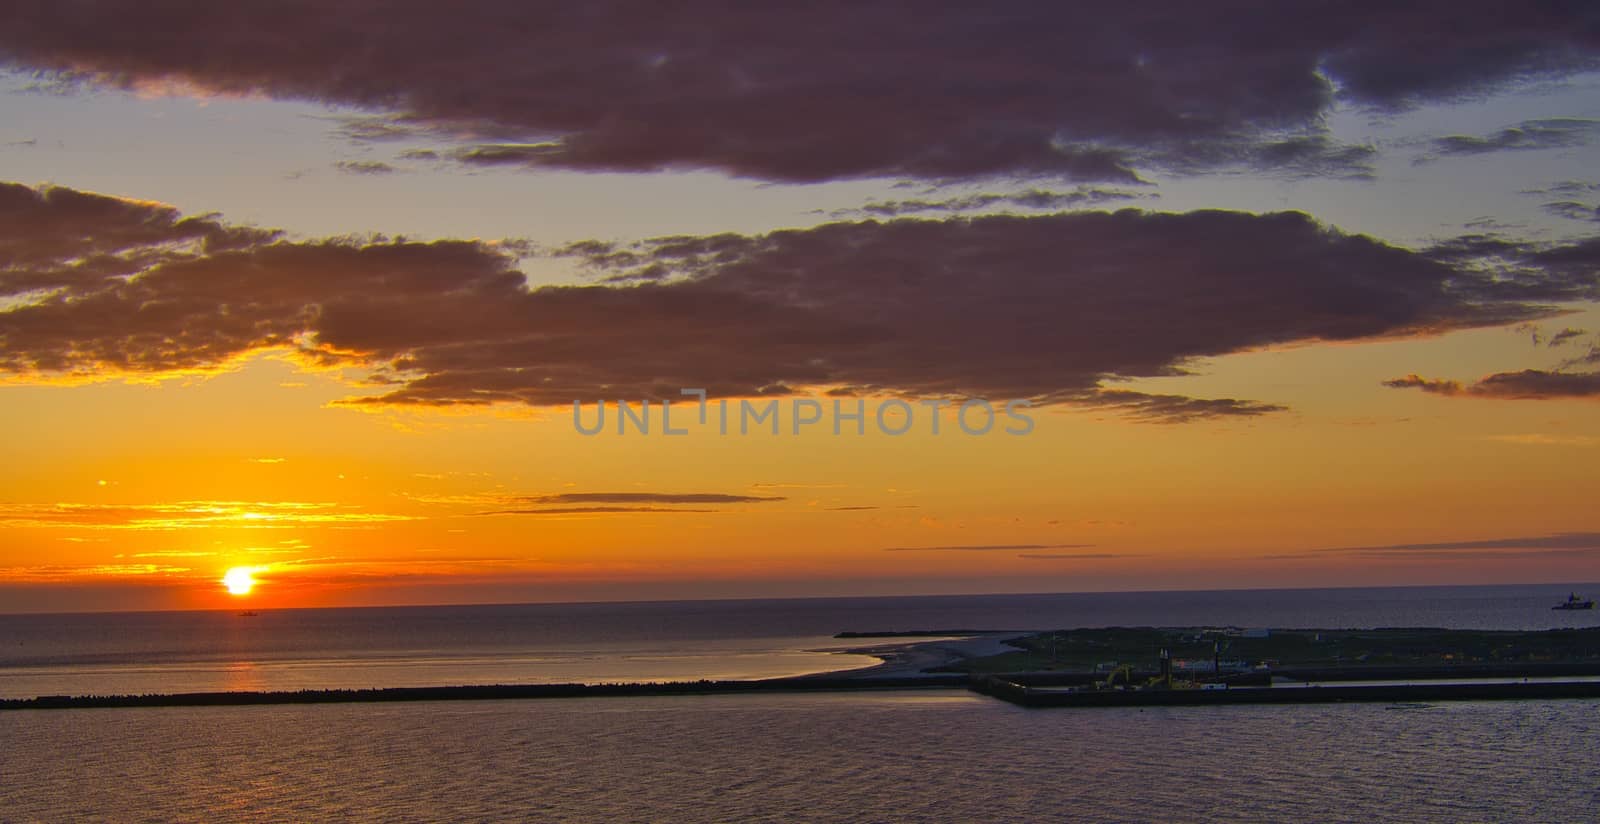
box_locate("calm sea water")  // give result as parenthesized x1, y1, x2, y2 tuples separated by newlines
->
(3, 693, 1596, 822)
(2, 584, 1597, 699)
(4, 585, 1598, 821)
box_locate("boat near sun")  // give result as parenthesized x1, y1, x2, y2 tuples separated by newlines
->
(1552, 593, 1595, 611)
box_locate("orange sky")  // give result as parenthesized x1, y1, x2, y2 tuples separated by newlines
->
(2, 6, 1599, 612)
(4, 317, 1597, 613)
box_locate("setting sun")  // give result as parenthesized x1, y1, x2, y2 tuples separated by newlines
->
(222, 567, 258, 596)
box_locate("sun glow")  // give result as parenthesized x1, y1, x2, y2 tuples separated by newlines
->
(222, 566, 258, 596)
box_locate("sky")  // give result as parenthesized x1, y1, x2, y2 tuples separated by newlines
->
(1, 1, 1598, 613)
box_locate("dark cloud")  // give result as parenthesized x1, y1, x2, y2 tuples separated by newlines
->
(1542, 201, 1600, 222)
(1382, 374, 1465, 394)
(837, 188, 1147, 219)
(1016, 552, 1139, 560)
(6, 183, 1600, 420)
(512, 493, 783, 505)
(1523, 181, 1600, 198)
(1164, 135, 1379, 180)
(329, 116, 425, 143)
(1072, 390, 1287, 423)
(1549, 328, 1587, 346)
(0, 190, 517, 375)
(1423, 118, 1600, 160)
(1384, 370, 1600, 399)
(474, 506, 718, 515)
(1270, 547, 1600, 561)
(1423, 548, 1600, 560)
(471, 490, 782, 516)
(1522, 181, 1600, 223)
(2, 2, 1597, 182)
(334, 160, 398, 175)
(544, 213, 1595, 413)
(1309, 532, 1600, 560)
(1422, 233, 1600, 304)
(0, 181, 277, 297)
(453, 143, 565, 167)
(1320, 532, 1600, 553)
(1510, 323, 1587, 348)
(1562, 343, 1600, 370)
(884, 544, 1097, 552)
(1462, 216, 1518, 231)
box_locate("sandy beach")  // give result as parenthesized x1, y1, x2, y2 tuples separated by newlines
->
(810, 633, 1030, 679)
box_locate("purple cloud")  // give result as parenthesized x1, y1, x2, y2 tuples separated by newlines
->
(2, 1, 1596, 182)
(6, 182, 1599, 421)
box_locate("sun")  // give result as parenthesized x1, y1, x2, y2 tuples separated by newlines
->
(222, 567, 258, 596)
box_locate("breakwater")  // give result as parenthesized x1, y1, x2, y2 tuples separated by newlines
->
(0, 676, 969, 711)
(970, 676, 1600, 708)
(9, 672, 1600, 712)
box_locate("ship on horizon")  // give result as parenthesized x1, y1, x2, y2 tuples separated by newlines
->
(1552, 594, 1594, 611)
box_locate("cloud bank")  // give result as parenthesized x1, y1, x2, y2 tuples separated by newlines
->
(1384, 370, 1600, 399)
(2, 1, 1597, 182)
(1308, 531, 1600, 560)
(5, 183, 1599, 420)
(1425, 118, 1600, 159)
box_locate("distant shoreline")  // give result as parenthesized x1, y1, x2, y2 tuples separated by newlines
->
(9, 668, 1600, 712)
(10, 625, 1600, 712)
(0, 632, 1008, 710)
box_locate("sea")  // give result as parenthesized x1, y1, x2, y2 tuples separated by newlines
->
(3, 584, 1598, 821)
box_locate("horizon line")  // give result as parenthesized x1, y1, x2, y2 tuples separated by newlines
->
(3, 579, 1597, 618)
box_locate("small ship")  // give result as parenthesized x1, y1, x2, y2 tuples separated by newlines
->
(1552, 593, 1595, 611)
